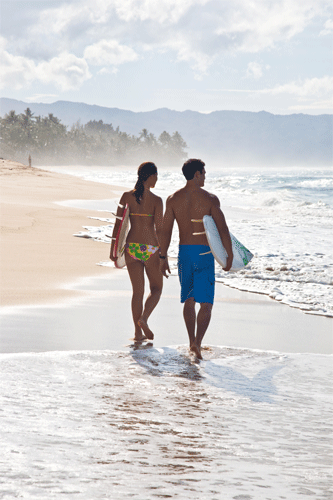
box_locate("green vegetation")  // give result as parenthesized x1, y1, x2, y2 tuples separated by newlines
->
(0, 108, 187, 165)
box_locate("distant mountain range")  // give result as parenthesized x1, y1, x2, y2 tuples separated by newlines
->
(1, 97, 332, 166)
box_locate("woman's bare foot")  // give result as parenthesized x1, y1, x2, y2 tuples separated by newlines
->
(190, 344, 203, 360)
(132, 325, 147, 342)
(134, 332, 147, 342)
(138, 317, 154, 340)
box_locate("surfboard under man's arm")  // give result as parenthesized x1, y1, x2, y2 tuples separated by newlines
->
(210, 196, 233, 272)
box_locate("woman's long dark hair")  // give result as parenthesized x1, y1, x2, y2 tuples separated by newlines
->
(133, 162, 157, 204)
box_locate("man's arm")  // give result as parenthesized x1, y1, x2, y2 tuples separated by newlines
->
(211, 197, 233, 271)
(159, 195, 175, 278)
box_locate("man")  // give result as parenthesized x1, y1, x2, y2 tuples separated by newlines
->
(159, 159, 233, 359)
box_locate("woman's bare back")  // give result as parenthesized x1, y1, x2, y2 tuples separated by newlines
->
(123, 190, 162, 246)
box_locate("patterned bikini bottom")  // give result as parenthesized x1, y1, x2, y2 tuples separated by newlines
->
(125, 243, 159, 262)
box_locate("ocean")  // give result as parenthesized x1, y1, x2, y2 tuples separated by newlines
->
(1, 165, 332, 499)
(65, 164, 333, 318)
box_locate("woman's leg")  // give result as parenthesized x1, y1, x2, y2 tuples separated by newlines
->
(138, 251, 163, 339)
(125, 252, 146, 340)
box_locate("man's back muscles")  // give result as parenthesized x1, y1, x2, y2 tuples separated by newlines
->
(170, 187, 217, 245)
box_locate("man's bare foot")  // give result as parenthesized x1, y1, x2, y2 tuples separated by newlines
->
(138, 317, 154, 340)
(190, 344, 202, 360)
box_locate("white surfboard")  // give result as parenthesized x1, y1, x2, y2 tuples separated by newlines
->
(113, 204, 130, 269)
(203, 215, 253, 271)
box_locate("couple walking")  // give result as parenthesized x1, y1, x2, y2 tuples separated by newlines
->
(110, 159, 233, 359)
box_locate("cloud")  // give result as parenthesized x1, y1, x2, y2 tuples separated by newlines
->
(289, 99, 333, 111)
(98, 67, 119, 75)
(113, 0, 206, 23)
(319, 18, 333, 35)
(1, 0, 331, 85)
(246, 62, 263, 79)
(0, 37, 36, 89)
(263, 76, 333, 98)
(36, 53, 92, 90)
(84, 40, 138, 66)
(213, 0, 331, 53)
(10, 0, 330, 78)
(209, 76, 333, 99)
(25, 94, 59, 103)
(0, 38, 91, 91)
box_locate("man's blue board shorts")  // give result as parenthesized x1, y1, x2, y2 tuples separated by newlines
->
(178, 245, 215, 304)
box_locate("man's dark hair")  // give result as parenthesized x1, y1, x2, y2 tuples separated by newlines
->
(182, 158, 205, 180)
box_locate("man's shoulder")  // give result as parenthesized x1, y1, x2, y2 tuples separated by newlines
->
(199, 187, 219, 203)
(167, 187, 217, 202)
(167, 188, 185, 203)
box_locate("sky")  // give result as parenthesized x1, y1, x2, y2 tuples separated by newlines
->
(0, 0, 332, 114)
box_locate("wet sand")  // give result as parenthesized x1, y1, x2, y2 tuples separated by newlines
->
(1, 271, 332, 355)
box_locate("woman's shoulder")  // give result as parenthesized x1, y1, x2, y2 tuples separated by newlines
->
(121, 190, 135, 202)
(149, 191, 162, 203)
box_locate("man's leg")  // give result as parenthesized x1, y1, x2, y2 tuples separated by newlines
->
(196, 302, 213, 347)
(183, 297, 196, 347)
(191, 302, 213, 359)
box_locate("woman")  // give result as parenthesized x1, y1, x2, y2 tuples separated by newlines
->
(110, 162, 163, 341)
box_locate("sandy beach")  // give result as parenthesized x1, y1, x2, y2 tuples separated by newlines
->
(0, 159, 122, 306)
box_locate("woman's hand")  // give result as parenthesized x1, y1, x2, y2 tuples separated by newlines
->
(110, 245, 116, 262)
(160, 257, 171, 278)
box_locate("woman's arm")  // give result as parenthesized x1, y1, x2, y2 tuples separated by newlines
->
(154, 196, 164, 245)
(159, 195, 175, 278)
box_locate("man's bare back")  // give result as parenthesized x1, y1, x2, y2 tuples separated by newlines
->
(167, 186, 225, 246)
(161, 167, 233, 266)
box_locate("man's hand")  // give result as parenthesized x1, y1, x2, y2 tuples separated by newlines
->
(223, 254, 233, 272)
(160, 258, 171, 278)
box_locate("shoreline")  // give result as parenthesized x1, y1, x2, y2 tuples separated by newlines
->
(1, 272, 332, 355)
